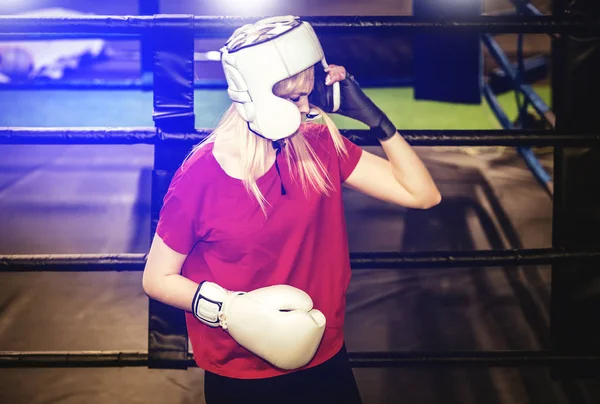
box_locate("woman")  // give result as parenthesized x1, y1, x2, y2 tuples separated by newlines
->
(142, 16, 440, 404)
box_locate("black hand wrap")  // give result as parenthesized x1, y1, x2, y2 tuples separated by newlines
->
(309, 68, 396, 140)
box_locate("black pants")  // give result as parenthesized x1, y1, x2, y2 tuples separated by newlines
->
(204, 344, 363, 404)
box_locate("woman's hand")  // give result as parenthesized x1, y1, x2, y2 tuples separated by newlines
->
(323, 64, 347, 85)
(309, 64, 396, 140)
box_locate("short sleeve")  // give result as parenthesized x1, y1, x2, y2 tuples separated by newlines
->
(339, 135, 363, 182)
(155, 167, 202, 255)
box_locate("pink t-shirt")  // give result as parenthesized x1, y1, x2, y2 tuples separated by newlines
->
(156, 122, 363, 379)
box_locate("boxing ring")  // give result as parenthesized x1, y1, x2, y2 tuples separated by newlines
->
(1, 6, 600, 403)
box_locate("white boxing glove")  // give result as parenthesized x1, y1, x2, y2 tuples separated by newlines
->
(192, 281, 326, 370)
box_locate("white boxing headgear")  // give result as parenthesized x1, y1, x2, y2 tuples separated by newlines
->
(220, 16, 337, 141)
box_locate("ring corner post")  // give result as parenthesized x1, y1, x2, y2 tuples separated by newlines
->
(550, 0, 600, 380)
(139, 0, 160, 79)
(148, 14, 196, 370)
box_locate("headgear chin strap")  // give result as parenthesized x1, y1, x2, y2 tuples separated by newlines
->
(220, 15, 339, 141)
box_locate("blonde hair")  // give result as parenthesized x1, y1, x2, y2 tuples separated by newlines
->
(187, 67, 348, 214)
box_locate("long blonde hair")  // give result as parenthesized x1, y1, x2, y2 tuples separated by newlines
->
(188, 66, 349, 214)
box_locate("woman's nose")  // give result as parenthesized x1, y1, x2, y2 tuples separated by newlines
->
(296, 97, 310, 114)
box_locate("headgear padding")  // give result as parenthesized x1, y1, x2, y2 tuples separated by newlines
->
(221, 16, 331, 141)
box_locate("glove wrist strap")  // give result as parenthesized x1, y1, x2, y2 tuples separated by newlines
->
(370, 116, 397, 141)
(193, 281, 246, 329)
(192, 282, 222, 327)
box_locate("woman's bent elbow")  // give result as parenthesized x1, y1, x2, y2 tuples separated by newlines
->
(419, 191, 442, 209)
(142, 272, 157, 299)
